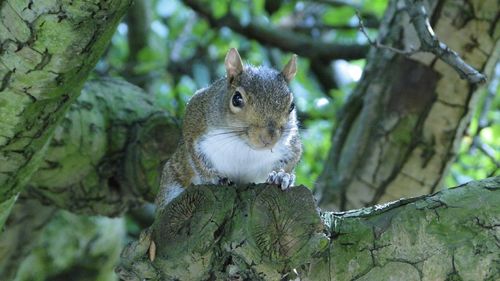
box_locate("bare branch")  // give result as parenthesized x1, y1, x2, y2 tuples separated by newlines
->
(404, 0, 487, 84)
(470, 63, 500, 153)
(356, 11, 418, 56)
(475, 139, 500, 167)
(313, 0, 362, 8)
(357, 1, 487, 85)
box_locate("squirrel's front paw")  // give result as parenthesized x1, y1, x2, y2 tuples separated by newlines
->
(218, 177, 234, 186)
(266, 169, 295, 190)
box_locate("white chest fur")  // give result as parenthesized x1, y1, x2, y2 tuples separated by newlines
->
(197, 129, 286, 184)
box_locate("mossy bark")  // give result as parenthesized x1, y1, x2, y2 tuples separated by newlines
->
(0, 0, 132, 227)
(315, 0, 500, 210)
(116, 177, 499, 281)
(26, 78, 180, 216)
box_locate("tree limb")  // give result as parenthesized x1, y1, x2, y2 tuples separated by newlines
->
(25, 78, 181, 216)
(116, 177, 499, 280)
(0, 0, 132, 228)
(357, 1, 488, 84)
(404, 0, 487, 84)
(181, 0, 369, 61)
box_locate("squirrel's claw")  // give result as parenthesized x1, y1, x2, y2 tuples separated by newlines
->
(266, 169, 295, 190)
(218, 177, 234, 186)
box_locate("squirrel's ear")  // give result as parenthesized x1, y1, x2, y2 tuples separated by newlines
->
(282, 54, 297, 83)
(225, 48, 244, 81)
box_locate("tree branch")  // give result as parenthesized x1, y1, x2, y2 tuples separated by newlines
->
(470, 62, 499, 159)
(181, 0, 369, 61)
(25, 78, 181, 216)
(357, 1, 487, 84)
(356, 11, 418, 55)
(0, 0, 132, 228)
(404, 0, 486, 84)
(116, 177, 500, 280)
(123, 0, 152, 88)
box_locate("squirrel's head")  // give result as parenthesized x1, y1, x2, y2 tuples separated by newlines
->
(222, 48, 298, 150)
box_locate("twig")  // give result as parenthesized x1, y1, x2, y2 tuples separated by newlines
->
(470, 62, 500, 155)
(475, 139, 500, 168)
(314, 0, 362, 8)
(356, 11, 418, 56)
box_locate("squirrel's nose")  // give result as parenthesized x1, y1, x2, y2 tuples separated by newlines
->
(259, 134, 272, 146)
(259, 130, 279, 147)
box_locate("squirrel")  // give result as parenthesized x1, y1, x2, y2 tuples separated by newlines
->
(156, 48, 302, 208)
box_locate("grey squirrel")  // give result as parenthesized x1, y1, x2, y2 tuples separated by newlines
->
(156, 48, 302, 207)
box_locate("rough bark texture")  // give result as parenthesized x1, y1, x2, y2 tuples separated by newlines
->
(116, 177, 499, 281)
(25, 78, 180, 216)
(0, 0, 132, 227)
(315, 0, 500, 210)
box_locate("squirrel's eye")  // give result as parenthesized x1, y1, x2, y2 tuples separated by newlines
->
(232, 91, 244, 107)
(289, 102, 295, 113)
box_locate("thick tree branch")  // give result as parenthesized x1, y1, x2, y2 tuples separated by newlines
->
(0, 0, 132, 228)
(181, 0, 369, 61)
(24, 78, 181, 216)
(404, 0, 487, 84)
(357, 1, 488, 84)
(116, 177, 499, 280)
(123, 0, 152, 88)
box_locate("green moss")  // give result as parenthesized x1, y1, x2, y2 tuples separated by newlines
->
(390, 115, 418, 145)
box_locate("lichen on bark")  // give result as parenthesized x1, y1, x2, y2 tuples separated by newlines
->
(0, 0, 133, 227)
(25, 78, 180, 216)
(116, 177, 500, 281)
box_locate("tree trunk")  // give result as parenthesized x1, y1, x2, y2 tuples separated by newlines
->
(315, 0, 500, 210)
(0, 0, 132, 228)
(116, 176, 499, 281)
